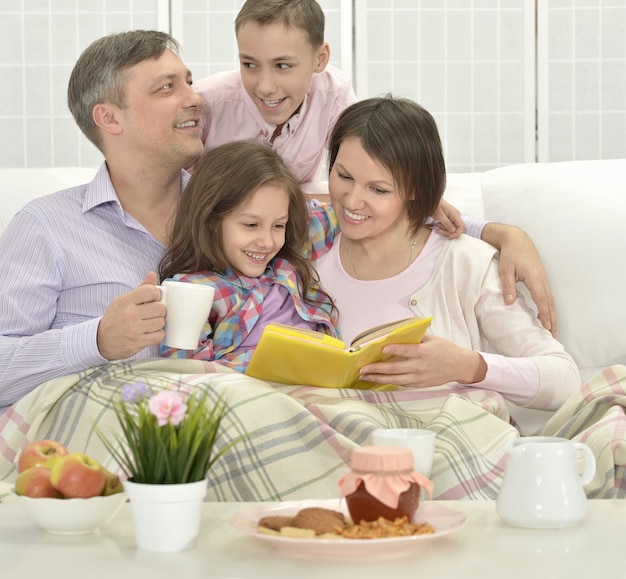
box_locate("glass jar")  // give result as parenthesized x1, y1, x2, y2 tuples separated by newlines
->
(337, 446, 433, 524)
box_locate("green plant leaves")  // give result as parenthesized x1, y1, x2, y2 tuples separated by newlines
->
(95, 388, 245, 485)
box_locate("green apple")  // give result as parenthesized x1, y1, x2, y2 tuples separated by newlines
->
(49, 453, 106, 498)
(17, 439, 68, 473)
(15, 465, 63, 498)
(101, 470, 124, 496)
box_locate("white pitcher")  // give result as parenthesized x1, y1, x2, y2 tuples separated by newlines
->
(496, 436, 596, 529)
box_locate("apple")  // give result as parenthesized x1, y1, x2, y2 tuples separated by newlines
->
(15, 465, 63, 498)
(101, 470, 124, 496)
(49, 453, 106, 498)
(17, 439, 68, 473)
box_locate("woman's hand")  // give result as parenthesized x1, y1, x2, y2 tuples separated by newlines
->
(358, 335, 487, 388)
(481, 223, 557, 337)
(431, 199, 465, 239)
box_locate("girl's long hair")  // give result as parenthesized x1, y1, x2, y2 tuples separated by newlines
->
(159, 140, 330, 309)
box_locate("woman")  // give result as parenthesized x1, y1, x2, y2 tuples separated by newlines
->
(315, 96, 579, 410)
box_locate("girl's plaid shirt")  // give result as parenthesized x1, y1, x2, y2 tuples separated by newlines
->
(160, 202, 340, 371)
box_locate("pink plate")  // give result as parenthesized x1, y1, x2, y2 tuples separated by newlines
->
(230, 498, 467, 558)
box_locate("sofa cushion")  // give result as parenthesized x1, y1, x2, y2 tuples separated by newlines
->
(442, 172, 485, 220)
(482, 159, 626, 383)
(0, 167, 98, 235)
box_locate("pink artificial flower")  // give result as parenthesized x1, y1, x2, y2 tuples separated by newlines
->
(148, 391, 188, 426)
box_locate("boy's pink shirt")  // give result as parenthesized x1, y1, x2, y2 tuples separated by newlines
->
(194, 65, 357, 184)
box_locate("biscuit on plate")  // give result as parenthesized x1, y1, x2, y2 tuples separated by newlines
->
(291, 507, 347, 535)
(258, 515, 294, 532)
(279, 526, 316, 538)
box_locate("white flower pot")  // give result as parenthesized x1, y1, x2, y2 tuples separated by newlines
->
(124, 478, 208, 552)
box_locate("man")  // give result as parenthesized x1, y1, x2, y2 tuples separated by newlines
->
(0, 31, 204, 410)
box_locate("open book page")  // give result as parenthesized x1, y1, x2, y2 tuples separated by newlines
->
(350, 318, 422, 350)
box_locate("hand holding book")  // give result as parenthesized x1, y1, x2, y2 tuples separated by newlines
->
(245, 316, 433, 389)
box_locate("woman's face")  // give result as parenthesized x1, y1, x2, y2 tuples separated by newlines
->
(328, 137, 408, 242)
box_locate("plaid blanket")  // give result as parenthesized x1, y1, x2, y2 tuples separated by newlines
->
(1, 359, 625, 502)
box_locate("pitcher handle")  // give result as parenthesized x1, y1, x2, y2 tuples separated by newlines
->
(573, 442, 596, 486)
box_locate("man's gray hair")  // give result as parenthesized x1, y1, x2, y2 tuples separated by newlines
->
(67, 30, 180, 151)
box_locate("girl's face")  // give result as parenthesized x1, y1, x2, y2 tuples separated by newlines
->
(221, 183, 290, 277)
(329, 137, 408, 242)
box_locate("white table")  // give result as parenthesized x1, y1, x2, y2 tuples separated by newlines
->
(0, 499, 624, 578)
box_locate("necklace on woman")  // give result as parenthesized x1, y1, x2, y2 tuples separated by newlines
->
(344, 236, 418, 280)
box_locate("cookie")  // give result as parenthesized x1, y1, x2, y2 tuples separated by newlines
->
(258, 515, 294, 532)
(291, 507, 347, 535)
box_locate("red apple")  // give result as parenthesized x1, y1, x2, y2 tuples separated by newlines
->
(17, 439, 68, 473)
(14, 466, 63, 498)
(49, 453, 106, 498)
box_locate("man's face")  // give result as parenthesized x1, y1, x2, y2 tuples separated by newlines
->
(112, 49, 204, 170)
(237, 21, 329, 130)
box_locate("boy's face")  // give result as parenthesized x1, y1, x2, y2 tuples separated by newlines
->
(237, 21, 330, 129)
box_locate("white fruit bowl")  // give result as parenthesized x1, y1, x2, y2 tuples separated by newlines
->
(13, 490, 127, 535)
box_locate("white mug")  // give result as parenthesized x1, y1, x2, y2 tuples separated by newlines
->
(371, 428, 436, 478)
(156, 281, 215, 350)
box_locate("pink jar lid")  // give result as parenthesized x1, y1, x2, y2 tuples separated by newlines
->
(349, 446, 414, 474)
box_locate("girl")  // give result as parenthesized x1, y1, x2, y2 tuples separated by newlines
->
(158, 140, 338, 371)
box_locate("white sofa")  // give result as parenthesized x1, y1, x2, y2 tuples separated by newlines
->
(1, 160, 625, 433)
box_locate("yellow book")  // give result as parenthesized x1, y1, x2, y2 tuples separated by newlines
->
(245, 316, 433, 390)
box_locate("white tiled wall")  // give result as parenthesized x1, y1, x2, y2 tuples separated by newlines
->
(1, 1, 625, 169)
(538, 0, 626, 161)
(354, 0, 535, 172)
(0, 0, 163, 168)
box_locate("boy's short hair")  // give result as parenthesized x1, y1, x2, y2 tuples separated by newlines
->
(67, 30, 180, 152)
(235, 0, 325, 47)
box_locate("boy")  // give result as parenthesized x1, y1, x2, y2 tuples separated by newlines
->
(193, 0, 356, 185)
